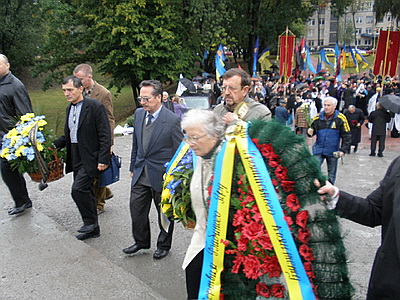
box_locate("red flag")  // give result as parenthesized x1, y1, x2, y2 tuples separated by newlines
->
(373, 30, 400, 77)
(279, 34, 295, 79)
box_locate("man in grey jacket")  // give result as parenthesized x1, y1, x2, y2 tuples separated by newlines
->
(213, 68, 271, 125)
(0, 54, 33, 215)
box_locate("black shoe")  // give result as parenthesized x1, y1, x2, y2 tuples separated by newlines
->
(123, 243, 149, 254)
(105, 193, 114, 200)
(378, 153, 384, 157)
(77, 223, 98, 233)
(8, 201, 32, 216)
(76, 227, 100, 240)
(153, 249, 169, 259)
(369, 153, 376, 157)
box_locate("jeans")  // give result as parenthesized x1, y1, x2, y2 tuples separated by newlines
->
(315, 154, 339, 184)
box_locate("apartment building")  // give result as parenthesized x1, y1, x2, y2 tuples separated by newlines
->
(306, 0, 395, 50)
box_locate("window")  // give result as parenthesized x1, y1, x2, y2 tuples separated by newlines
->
(365, 2, 373, 11)
(364, 39, 372, 45)
(355, 40, 361, 46)
(309, 19, 315, 26)
(356, 17, 363, 23)
(355, 28, 362, 34)
(319, 18, 325, 25)
(319, 39, 324, 46)
(308, 40, 315, 47)
(308, 29, 315, 36)
(366, 16, 373, 24)
(366, 28, 372, 34)
(387, 16, 392, 22)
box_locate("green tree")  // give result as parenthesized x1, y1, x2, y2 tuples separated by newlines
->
(375, 0, 400, 23)
(0, 0, 45, 74)
(34, 0, 197, 107)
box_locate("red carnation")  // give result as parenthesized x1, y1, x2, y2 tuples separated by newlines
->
(231, 253, 245, 273)
(275, 165, 289, 181)
(271, 284, 285, 298)
(268, 154, 281, 168)
(237, 235, 249, 252)
(299, 244, 315, 261)
(256, 282, 271, 297)
(304, 262, 316, 279)
(257, 234, 273, 250)
(286, 193, 300, 212)
(296, 210, 309, 228)
(261, 255, 282, 278)
(284, 215, 294, 226)
(297, 227, 311, 244)
(242, 254, 263, 279)
(272, 179, 278, 186)
(242, 220, 264, 240)
(232, 208, 251, 227)
(281, 180, 295, 192)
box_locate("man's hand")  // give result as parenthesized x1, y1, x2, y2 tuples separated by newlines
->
(130, 172, 134, 178)
(339, 151, 345, 157)
(314, 179, 339, 209)
(97, 163, 108, 171)
(307, 128, 314, 136)
(222, 112, 238, 125)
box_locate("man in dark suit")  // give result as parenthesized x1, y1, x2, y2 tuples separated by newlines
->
(74, 64, 115, 214)
(317, 157, 400, 299)
(123, 80, 183, 259)
(54, 76, 111, 240)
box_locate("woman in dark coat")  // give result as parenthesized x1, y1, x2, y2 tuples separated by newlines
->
(368, 102, 391, 157)
(344, 105, 364, 153)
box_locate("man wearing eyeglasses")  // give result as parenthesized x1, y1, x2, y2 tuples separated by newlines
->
(213, 68, 271, 125)
(123, 80, 183, 259)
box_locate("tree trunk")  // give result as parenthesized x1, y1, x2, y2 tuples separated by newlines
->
(130, 77, 140, 110)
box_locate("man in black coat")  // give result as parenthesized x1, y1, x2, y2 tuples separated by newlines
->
(317, 157, 400, 299)
(344, 105, 364, 153)
(123, 80, 183, 259)
(0, 54, 33, 215)
(54, 76, 111, 240)
(368, 102, 391, 157)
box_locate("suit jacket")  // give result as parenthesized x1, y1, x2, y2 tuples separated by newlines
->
(336, 157, 400, 299)
(130, 106, 183, 192)
(54, 98, 111, 178)
(91, 81, 115, 144)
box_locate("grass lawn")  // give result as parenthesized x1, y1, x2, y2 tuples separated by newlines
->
(28, 86, 136, 136)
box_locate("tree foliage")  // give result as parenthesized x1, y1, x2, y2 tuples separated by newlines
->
(375, 0, 400, 23)
(0, 0, 45, 74)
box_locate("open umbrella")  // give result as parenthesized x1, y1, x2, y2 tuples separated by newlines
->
(379, 94, 400, 114)
(179, 78, 196, 92)
(295, 82, 307, 90)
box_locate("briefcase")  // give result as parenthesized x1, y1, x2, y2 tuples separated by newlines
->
(99, 153, 122, 187)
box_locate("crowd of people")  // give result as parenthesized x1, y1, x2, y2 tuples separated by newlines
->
(1, 51, 400, 299)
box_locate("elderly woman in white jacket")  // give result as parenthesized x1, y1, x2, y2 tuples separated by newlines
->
(180, 109, 225, 300)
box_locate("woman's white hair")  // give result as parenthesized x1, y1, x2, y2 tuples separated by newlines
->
(181, 109, 225, 138)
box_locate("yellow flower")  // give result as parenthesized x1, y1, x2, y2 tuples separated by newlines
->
(37, 143, 44, 151)
(15, 145, 27, 157)
(21, 124, 35, 136)
(161, 188, 171, 201)
(1, 148, 10, 158)
(10, 136, 20, 147)
(7, 128, 18, 137)
(20, 113, 35, 123)
(164, 174, 174, 184)
(161, 203, 172, 214)
(37, 120, 47, 127)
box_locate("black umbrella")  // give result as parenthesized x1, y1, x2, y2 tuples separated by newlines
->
(179, 78, 196, 92)
(379, 94, 400, 114)
(295, 82, 306, 90)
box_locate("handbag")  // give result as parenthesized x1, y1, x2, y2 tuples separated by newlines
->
(98, 153, 122, 187)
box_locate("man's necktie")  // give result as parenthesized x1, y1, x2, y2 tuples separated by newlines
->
(146, 114, 153, 127)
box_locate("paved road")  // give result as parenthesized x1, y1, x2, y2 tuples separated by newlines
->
(1, 130, 399, 299)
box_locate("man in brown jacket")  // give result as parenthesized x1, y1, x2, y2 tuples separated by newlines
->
(74, 64, 115, 214)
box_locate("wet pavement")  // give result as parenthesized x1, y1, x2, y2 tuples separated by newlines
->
(1, 126, 399, 300)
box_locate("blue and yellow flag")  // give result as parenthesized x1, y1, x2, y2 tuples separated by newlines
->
(215, 44, 226, 80)
(252, 36, 260, 77)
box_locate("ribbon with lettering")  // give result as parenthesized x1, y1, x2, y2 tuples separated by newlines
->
(198, 122, 315, 299)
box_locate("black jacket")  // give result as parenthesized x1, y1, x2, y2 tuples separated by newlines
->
(0, 72, 32, 139)
(368, 108, 391, 136)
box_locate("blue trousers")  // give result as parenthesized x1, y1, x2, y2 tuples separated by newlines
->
(315, 154, 339, 184)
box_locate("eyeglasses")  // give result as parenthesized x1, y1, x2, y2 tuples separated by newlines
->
(183, 133, 207, 144)
(221, 85, 241, 92)
(137, 96, 154, 102)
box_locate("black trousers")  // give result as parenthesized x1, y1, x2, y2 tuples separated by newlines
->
(185, 250, 204, 300)
(129, 173, 174, 250)
(71, 144, 97, 226)
(371, 134, 386, 155)
(0, 158, 30, 207)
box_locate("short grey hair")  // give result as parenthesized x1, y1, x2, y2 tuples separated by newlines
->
(73, 64, 93, 76)
(181, 109, 225, 139)
(0, 54, 9, 64)
(323, 96, 337, 107)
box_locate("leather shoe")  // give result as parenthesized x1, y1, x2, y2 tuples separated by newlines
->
(77, 223, 98, 233)
(8, 201, 32, 216)
(122, 244, 149, 254)
(76, 226, 100, 240)
(153, 249, 169, 259)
